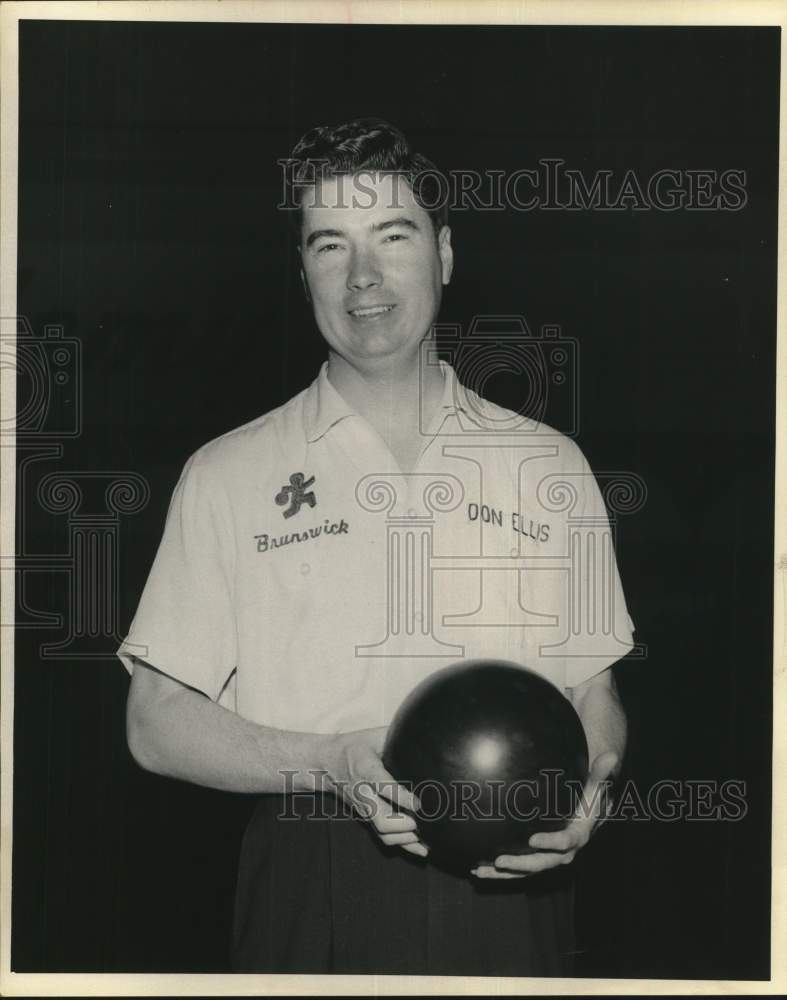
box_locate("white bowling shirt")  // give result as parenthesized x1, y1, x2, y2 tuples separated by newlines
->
(118, 360, 636, 733)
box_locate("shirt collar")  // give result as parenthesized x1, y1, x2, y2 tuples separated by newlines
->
(436, 358, 470, 414)
(303, 361, 356, 443)
(303, 359, 468, 444)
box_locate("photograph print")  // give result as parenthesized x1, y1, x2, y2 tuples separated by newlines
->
(3, 5, 781, 989)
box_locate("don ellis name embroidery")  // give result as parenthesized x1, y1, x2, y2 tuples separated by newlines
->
(468, 502, 551, 543)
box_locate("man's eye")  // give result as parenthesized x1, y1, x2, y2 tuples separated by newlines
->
(384, 233, 407, 243)
(317, 243, 342, 254)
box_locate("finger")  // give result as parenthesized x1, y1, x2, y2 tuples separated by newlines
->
(527, 828, 581, 852)
(353, 789, 422, 832)
(373, 774, 421, 815)
(373, 811, 418, 835)
(472, 866, 526, 879)
(493, 851, 573, 874)
(346, 784, 390, 822)
(354, 749, 421, 814)
(380, 831, 420, 846)
(348, 793, 375, 820)
(400, 842, 429, 858)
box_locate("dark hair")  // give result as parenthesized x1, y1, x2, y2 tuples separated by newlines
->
(282, 117, 449, 242)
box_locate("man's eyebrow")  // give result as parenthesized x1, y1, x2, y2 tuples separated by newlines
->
(304, 227, 345, 249)
(372, 216, 421, 233)
(304, 216, 421, 249)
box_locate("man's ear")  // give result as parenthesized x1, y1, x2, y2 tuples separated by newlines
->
(438, 226, 454, 286)
(299, 264, 312, 304)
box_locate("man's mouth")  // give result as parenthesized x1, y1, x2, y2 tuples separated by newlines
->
(348, 304, 396, 318)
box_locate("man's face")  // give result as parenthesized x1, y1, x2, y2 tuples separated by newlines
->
(299, 172, 453, 365)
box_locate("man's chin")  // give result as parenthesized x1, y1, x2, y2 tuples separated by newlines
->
(340, 329, 413, 360)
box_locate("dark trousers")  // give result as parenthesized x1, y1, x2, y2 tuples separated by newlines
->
(231, 794, 576, 977)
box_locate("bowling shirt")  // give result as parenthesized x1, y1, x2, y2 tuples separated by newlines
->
(117, 359, 636, 733)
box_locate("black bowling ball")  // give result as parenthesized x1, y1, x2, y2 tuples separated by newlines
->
(383, 659, 589, 868)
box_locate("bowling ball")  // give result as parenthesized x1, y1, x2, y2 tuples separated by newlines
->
(383, 659, 589, 867)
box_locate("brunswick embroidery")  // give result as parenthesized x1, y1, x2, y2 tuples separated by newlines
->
(254, 519, 349, 553)
(275, 472, 316, 518)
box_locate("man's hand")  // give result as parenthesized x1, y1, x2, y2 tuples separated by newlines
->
(324, 727, 429, 859)
(472, 750, 618, 879)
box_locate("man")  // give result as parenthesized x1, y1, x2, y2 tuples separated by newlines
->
(118, 118, 634, 976)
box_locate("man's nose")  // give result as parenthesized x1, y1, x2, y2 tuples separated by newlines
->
(346, 249, 382, 291)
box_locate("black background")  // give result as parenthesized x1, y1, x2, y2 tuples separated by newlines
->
(12, 20, 777, 978)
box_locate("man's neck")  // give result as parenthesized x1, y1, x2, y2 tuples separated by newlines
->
(326, 350, 445, 441)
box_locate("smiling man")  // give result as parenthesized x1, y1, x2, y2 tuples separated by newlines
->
(298, 170, 453, 475)
(118, 118, 634, 976)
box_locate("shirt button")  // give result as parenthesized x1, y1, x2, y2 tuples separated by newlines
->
(300, 563, 310, 575)
(510, 547, 519, 557)
(408, 508, 417, 517)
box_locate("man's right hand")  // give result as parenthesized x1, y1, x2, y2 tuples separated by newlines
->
(127, 662, 428, 858)
(323, 727, 429, 859)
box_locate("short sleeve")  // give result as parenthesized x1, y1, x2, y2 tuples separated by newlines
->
(117, 451, 238, 701)
(562, 441, 637, 689)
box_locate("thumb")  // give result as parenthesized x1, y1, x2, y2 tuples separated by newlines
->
(588, 750, 619, 786)
(576, 751, 618, 824)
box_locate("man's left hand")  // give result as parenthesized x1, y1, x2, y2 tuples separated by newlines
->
(471, 750, 618, 879)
